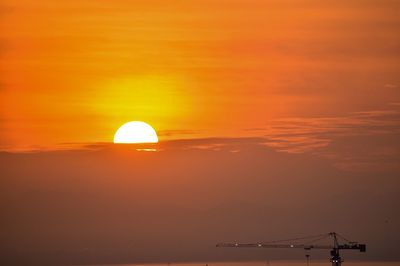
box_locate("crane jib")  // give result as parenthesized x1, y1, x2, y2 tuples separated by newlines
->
(216, 243, 365, 251)
(216, 232, 366, 266)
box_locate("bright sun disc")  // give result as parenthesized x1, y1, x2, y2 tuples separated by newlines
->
(114, 121, 158, 144)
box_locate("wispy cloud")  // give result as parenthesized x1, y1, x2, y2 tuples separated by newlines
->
(157, 129, 200, 138)
(260, 104, 400, 171)
(384, 83, 398, 89)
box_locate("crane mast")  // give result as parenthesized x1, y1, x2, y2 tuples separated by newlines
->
(217, 232, 366, 266)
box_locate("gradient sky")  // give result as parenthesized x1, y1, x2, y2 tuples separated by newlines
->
(1, 0, 400, 150)
(1, 0, 400, 265)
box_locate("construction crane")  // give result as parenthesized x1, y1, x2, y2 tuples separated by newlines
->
(217, 232, 366, 266)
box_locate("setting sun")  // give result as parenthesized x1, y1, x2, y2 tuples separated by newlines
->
(114, 121, 158, 144)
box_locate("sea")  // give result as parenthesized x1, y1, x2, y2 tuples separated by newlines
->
(85, 261, 400, 266)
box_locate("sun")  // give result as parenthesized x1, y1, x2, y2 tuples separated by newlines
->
(114, 121, 158, 144)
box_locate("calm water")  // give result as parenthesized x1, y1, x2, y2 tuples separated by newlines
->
(96, 262, 400, 266)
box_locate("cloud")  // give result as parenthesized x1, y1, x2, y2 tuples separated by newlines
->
(384, 84, 398, 89)
(2, 103, 399, 173)
(158, 129, 200, 137)
(260, 105, 400, 171)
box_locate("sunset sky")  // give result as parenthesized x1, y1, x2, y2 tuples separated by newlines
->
(2, 0, 399, 150)
(1, 0, 400, 265)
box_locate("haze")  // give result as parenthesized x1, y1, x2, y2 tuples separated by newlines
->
(1, 0, 399, 265)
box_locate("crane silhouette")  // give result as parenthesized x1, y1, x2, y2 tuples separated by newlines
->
(217, 232, 366, 266)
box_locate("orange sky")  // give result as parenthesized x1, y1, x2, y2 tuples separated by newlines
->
(1, 0, 400, 151)
(1, 2, 400, 264)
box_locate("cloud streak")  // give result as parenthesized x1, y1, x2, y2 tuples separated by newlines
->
(259, 105, 400, 171)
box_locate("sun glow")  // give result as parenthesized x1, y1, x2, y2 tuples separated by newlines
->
(114, 121, 158, 144)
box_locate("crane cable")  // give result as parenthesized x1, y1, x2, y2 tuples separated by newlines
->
(335, 233, 355, 244)
(303, 234, 332, 245)
(257, 232, 355, 246)
(261, 233, 330, 244)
